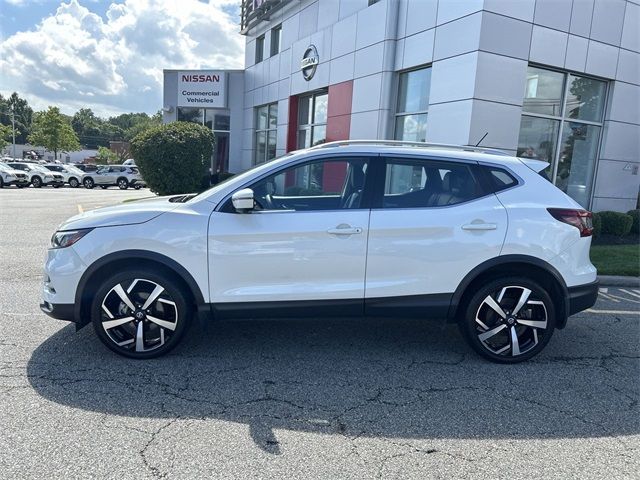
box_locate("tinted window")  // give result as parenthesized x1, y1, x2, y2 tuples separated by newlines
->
(381, 159, 482, 208)
(486, 168, 518, 192)
(228, 158, 369, 212)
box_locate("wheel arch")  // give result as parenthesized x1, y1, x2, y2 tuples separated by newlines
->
(74, 250, 207, 328)
(449, 255, 570, 329)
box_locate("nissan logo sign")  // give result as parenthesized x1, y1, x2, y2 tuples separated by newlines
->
(300, 45, 319, 81)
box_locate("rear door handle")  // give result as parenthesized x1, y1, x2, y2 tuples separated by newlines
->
(327, 225, 363, 235)
(462, 223, 497, 231)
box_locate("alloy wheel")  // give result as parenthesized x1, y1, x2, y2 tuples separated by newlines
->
(118, 179, 128, 189)
(100, 278, 179, 353)
(32, 176, 42, 188)
(474, 285, 549, 358)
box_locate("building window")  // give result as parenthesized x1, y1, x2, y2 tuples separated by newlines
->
(395, 67, 431, 142)
(517, 66, 607, 208)
(255, 34, 265, 63)
(298, 91, 328, 148)
(255, 103, 278, 164)
(270, 25, 282, 56)
(176, 107, 230, 172)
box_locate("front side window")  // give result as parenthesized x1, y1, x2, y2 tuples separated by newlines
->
(395, 67, 431, 142)
(381, 158, 482, 208)
(517, 66, 607, 207)
(255, 103, 278, 165)
(244, 157, 369, 211)
(255, 35, 265, 63)
(298, 92, 328, 148)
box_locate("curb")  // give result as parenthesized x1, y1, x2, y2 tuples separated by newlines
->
(597, 275, 640, 287)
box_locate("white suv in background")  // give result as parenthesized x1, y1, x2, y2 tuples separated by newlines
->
(82, 165, 145, 190)
(7, 161, 64, 188)
(41, 141, 598, 362)
(44, 164, 86, 188)
(0, 163, 30, 188)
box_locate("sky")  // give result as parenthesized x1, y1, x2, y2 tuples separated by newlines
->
(0, 0, 245, 117)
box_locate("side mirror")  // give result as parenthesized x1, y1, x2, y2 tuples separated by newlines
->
(231, 188, 255, 212)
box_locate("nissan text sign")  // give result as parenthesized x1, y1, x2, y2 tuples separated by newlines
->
(177, 71, 227, 108)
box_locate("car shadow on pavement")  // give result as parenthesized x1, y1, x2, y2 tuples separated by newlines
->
(27, 316, 638, 453)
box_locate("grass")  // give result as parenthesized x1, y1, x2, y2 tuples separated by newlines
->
(590, 244, 640, 277)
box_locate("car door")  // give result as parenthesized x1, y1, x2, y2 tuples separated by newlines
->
(208, 155, 372, 315)
(364, 155, 508, 316)
(96, 167, 114, 184)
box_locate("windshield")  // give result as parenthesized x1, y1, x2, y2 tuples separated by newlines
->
(64, 165, 84, 175)
(0, 164, 12, 173)
(30, 165, 50, 174)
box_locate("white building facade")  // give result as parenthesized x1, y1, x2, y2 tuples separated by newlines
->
(163, 0, 640, 212)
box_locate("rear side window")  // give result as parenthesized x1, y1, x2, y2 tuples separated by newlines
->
(485, 167, 518, 192)
(381, 158, 483, 208)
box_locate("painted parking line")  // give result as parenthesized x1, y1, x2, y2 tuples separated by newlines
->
(598, 291, 620, 303)
(77, 204, 84, 214)
(619, 289, 640, 299)
(587, 309, 639, 315)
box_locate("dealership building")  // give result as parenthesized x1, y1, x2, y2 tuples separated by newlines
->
(163, 0, 640, 211)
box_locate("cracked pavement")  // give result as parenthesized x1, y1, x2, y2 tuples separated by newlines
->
(0, 188, 639, 479)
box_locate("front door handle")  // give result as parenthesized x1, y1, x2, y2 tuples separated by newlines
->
(462, 223, 497, 231)
(327, 224, 363, 235)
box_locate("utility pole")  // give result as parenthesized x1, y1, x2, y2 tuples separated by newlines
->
(10, 104, 16, 160)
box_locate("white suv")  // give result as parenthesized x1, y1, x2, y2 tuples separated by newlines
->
(41, 141, 598, 362)
(82, 165, 145, 190)
(44, 164, 85, 188)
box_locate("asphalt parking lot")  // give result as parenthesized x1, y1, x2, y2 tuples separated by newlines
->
(0, 187, 638, 479)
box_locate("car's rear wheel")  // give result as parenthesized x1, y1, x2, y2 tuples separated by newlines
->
(117, 178, 129, 190)
(0, 177, 3, 188)
(91, 269, 191, 359)
(459, 277, 556, 363)
(31, 176, 42, 188)
(100, 185, 108, 189)
(83, 177, 94, 189)
(134, 184, 142, 190)
(69, 177, 79, 188)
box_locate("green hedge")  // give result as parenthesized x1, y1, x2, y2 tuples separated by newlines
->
(130, 122, 214, 196)
(592, 212, 602, 237)
(598, 211, 633, 236)
(627, 209, 640, 235)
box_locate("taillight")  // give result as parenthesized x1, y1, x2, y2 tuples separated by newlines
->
(547, 208, 593, 237)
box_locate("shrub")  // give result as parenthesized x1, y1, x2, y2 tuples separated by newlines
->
(598, 211, 633, 236)
(130, 122, 214, 196)
(592, 212, 602, 237)
(627, 209, 640, 235)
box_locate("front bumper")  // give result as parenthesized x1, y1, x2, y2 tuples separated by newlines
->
(5, 179, 29, 186)
(40, 301, 75, 322)
(44, 179, 65, 186)
(567, 280, 599, 316)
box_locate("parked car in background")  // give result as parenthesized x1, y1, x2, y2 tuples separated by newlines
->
(0, 162, 30, 188)
(122, 159, 136, 166)
(44, 164, 85, 188)
(6, 162, 64, 188)
(40, 141, 598, 362)
(82, 165, 145, 190)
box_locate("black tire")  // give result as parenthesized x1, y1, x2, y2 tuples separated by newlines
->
(69, 177, 79, 188)
(117, 177, 129, 190)
(91, 268, 192, 359)
(53, 184, 61, 188)
(459, 277, 556, 364)
(83, 177, 95, 189)
(17, 184, 24, 188)
(134, 184, 142, 190)
(0, 177, 3, 188)
(31, 176, 42, 188)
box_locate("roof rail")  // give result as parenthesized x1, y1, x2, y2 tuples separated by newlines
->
(309, 139, 510, 156)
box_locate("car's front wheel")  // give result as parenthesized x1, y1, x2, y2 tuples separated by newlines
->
(117, 178, 129, 190)
(459, 277, 555, 363)
(83, 177, 94, 189)
(69, 177, 79, 188)
(91, 269, 191, 359)
(31, 176, 42, 188)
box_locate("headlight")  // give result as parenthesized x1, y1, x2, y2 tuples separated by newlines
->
(51, 229, 93, 249)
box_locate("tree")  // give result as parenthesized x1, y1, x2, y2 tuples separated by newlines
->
(130, 122, 214, 196)
(0, 93, 33, 144)
(96, 146, 118, 164)
(28, 106, 81, 158)
(0, 124, 14, 151)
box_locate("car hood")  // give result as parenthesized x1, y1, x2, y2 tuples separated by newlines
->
(57, 195, 181, 230)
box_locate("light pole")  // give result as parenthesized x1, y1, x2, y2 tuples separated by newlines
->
(11, 104, 16, 160)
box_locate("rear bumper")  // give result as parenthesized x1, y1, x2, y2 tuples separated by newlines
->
(567, 280, 599, 316)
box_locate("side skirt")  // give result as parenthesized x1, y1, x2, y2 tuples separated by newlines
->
(209, 293, 454, 320)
